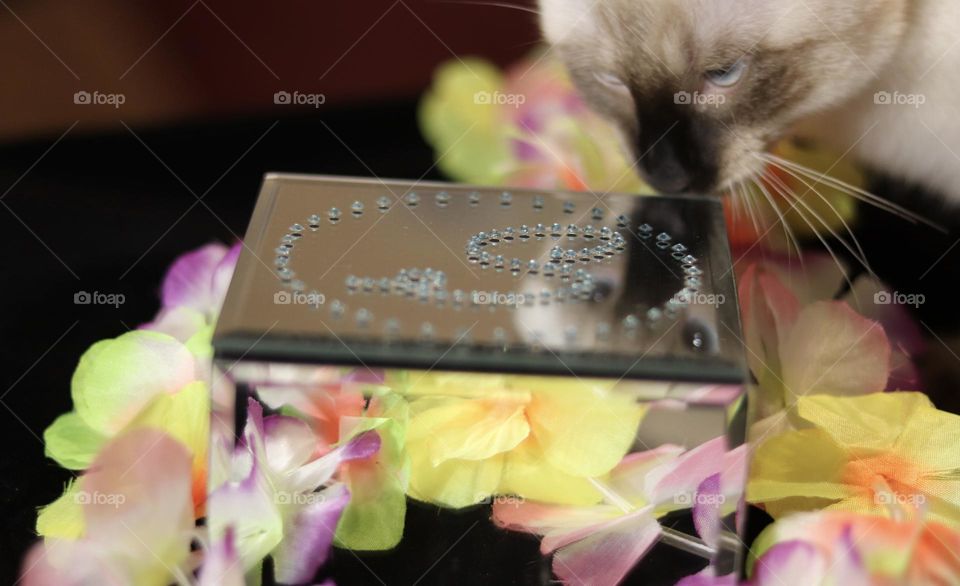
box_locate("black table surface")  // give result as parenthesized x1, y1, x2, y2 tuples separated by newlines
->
(1, 102, 957, 583)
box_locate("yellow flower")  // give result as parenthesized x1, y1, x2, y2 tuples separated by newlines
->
(392, 373, 646, 508)
(748, 392, 960, 526)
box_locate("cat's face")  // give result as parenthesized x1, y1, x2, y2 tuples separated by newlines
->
(539, 0, 907, 194)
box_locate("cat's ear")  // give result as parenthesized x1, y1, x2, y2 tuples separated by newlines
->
(538, 0, 599, 46)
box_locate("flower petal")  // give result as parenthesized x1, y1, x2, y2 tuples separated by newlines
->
(551, 508, 661, 586)
(780, 301, 890, 398)
(160, 242, 230, 314)
(199, 527, 245, 586)
(71, 331, 197, 435)
(43, 411, 107, 470)
(273, 484, 351, 584)
(524, 379, 644, 478)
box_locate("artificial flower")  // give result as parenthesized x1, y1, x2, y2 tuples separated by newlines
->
(419, 54, 649, 193)
(21, 429, 196, 586)
(259, 373, 411, 551)
(40, 329, 209, 536)
(143, 241, 240, 347)
(747, 510, 960, 584)
(738, 262, 892, 440)
(749, 392, 960, 526)
(493, 436, 746, 586)
(207, 399, 380, 583)
(393, 372, 645, 508)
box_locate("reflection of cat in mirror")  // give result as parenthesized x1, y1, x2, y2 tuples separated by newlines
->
(539, 0, 960, 205)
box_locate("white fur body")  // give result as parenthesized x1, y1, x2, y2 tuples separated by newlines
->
(805, 0, 960, 205)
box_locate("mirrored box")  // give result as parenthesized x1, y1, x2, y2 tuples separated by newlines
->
(211, 174, 748, 585)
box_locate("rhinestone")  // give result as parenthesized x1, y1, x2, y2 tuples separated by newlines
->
(329, 300, 344, 318)
(550, 246, 564, 261)
(479, 251, 491, 266)
(685, 266, 703, 276)
(275, 247, 290, 256)
(452, 289, 466, 304)
(351, 201, 364, 215)
(647, 307, 663, 321)
(277, 267, 293, 280)
(566, 224, 579, 238)
(345, 275, 360, 290)
(362, 277, 375, 292)
(656, 232, 671, 242)
(500, 191, 512, 205)
(281, 235, 295, 245)
(274, 256, 288, 267)
(308, 214, 321, 225)
(468, 191, 481, 205)
(600, 226, 613, 240)
(543, 262, 557, 276)
(672, 243, 688, 253)
(384, 319, 400, 336)
(582, 225, 595, 239)
(502, 227, 515, 240)
(550, 223, 563, 237)
(533, 195, 544, 209)
(289, 223, 304, 233)
(534, 223, 547, 237)
(579, 248, 592, 262)
(527, 259, 539, 273)
(563, 201, 575, 214)
(563, 249, 577, 263)
(328, 207, 341, 221)
(494, 255, 505, 269)
(377, 196, 391, 210)
(616, 214, 629, 227)
(518, 225, 531, 239)
(682, 255, 698, 265)
(638, 224, 653, 238)
(355, 308, 372, 327)
(404, 192, 420, 206)
(420, 322, 435, 339)
(596, 322, 611, 340)
(591, 207, 604, 220)
(488, 229, 501, 243)
(435, 191, 451, 206)
(623, 314, 640, 329)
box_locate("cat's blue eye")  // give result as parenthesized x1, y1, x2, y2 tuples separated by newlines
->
(705, 58, 748, 88)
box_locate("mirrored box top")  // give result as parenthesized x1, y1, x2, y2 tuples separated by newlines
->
(214, 174, 746, 384)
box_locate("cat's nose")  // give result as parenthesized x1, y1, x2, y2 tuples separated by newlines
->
(637, 139, 695, 194)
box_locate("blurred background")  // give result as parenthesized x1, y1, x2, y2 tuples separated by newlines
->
(0, 0, 539, 139)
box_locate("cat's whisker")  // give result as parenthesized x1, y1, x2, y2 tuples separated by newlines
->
(762, 169, 860, 290)
(430, 0, 541, 15)
(756, 154, 875, 278)
(738, 179, 764, 237)
(750, 174, 803, 263)
(758, 152, 945, 232)
(727, 182, 743, 222)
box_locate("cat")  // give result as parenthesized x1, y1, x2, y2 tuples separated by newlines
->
(538, 0, 960, 205)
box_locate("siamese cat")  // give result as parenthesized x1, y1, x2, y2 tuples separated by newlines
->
(538, 0, 960, 206)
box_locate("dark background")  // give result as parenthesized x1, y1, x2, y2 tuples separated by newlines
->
(2, 1, 958, 584)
